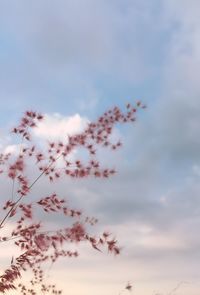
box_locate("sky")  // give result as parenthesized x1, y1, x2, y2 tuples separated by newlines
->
(0, 0, 200, 294)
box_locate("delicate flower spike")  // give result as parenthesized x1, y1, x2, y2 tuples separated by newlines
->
(0, 102, 145, 294)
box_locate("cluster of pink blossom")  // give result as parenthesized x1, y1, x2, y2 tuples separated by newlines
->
(0, 102, 145, 294)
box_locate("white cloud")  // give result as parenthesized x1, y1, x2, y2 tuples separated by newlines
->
(33, 113, 89, 141)
(4, 144, 20, 155)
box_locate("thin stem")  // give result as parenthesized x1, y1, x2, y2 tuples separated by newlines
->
(0, 153, 62, 229)
(11, 128, 27, 203)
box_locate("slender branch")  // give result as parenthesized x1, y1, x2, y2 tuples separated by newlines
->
(0, 154, 62, 229)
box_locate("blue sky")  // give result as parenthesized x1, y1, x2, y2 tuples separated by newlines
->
(1, 1, 200, 294)
(0, 0, 173, 121)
